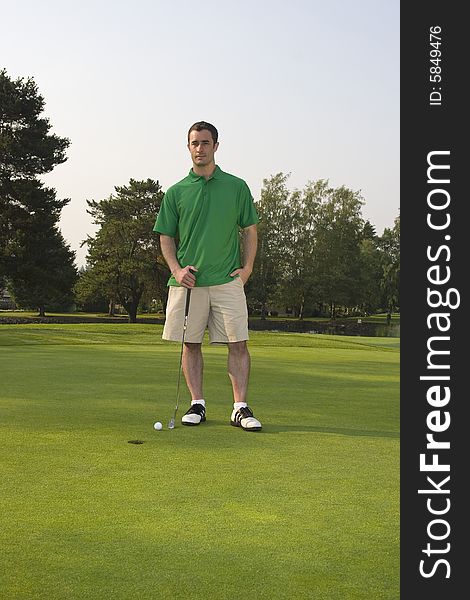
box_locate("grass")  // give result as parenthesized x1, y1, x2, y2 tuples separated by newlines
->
(0, 324, 399, 599)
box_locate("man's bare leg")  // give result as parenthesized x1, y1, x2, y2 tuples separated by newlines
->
(182, 342, 204, 400)
(180, 342, 206, 425)
(227, 341, 250, 403)
(228, 341, 261, 430)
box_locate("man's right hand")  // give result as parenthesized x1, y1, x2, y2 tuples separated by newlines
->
(174, 266, 198, 288)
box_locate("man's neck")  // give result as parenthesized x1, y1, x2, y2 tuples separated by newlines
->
(192, 162, 217, 180)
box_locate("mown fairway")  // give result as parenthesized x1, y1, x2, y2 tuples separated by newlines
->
(0, 324, 399, 599)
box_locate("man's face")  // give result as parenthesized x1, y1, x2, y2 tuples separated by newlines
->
(187, 129, 219, 168)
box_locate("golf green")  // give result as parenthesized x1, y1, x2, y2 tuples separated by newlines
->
(0, 324, 399, 599)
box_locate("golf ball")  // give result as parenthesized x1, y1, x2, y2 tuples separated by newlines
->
(154, 421, 162, 431)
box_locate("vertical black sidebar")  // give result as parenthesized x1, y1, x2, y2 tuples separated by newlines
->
(401, 2, 466, 599)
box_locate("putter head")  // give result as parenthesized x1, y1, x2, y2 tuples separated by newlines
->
(168, 418, 175, 430)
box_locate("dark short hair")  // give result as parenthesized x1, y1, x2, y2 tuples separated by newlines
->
(187, 121, 218, 144)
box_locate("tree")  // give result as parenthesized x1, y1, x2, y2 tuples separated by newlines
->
(0, 70, 69, 180)
(358, 238, 383, 314)
(280, 181, 324, 319)
(361, 220, 377, 241)
(379, 214, 400, 317)
(8, 222, 78, 315)
(1, 69, 69, 265)
(1, 69, 77, 314)
(73, 266, 110, 313)
(310, 184, 365, 317)
(74, 266, 115, 315)
(354, 221, 382, 314)
(250, 173, 291, 318)
(3, 183, 77, 315)
(77, 179, 168, 322)
(251, 176, 369, 319)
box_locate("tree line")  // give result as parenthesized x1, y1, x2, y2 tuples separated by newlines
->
(251, 173, 399, 319)
(1, 69, 399, 322)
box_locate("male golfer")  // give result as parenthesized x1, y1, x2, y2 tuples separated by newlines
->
(154, 121, 262, 431)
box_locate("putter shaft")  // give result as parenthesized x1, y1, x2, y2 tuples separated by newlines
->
(168, 287, 191, 429)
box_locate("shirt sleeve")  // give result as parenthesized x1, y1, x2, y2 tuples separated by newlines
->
(153, 189, 179, 236)
(238, 181, 259, 228)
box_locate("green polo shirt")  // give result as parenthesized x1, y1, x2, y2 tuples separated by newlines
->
(154, 165, 259, 287)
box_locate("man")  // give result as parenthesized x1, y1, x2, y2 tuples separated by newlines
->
(154, 121, 262, 431)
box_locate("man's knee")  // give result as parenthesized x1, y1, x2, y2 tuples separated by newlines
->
(184, 342, 202, 353)
(228, 341, 248, 355)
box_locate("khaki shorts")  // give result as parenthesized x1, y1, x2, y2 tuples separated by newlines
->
(163, 277, 249, 344)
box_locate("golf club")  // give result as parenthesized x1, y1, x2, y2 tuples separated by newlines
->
(168, 286, 192, 429)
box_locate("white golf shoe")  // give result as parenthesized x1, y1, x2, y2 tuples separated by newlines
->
(181, 403, 206, 426)
(230, 406, 262, 431)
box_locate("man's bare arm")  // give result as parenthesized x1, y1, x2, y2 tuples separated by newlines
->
(159, 234, 197, 288)
(230, 224, 258, 284)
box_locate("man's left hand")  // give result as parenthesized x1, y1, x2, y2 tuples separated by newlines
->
(230, 267, 252, 285)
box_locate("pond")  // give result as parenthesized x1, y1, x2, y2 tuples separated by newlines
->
(248, 319, 400, 338)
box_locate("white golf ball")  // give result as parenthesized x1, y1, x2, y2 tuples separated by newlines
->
(153, 421, 162, 431)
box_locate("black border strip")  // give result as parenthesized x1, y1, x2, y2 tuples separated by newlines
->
(400, 2, 465, 597)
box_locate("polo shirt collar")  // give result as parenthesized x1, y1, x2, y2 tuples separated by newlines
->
(188, 165, 222, 182)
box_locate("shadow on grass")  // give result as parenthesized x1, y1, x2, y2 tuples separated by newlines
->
(261, 424, 399, 438)
(149, 419, 399, 439)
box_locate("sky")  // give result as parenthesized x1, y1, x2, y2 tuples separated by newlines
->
(1, 0, 399, 268)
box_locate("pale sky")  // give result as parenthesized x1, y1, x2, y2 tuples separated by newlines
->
(2, 0, 399, 268)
